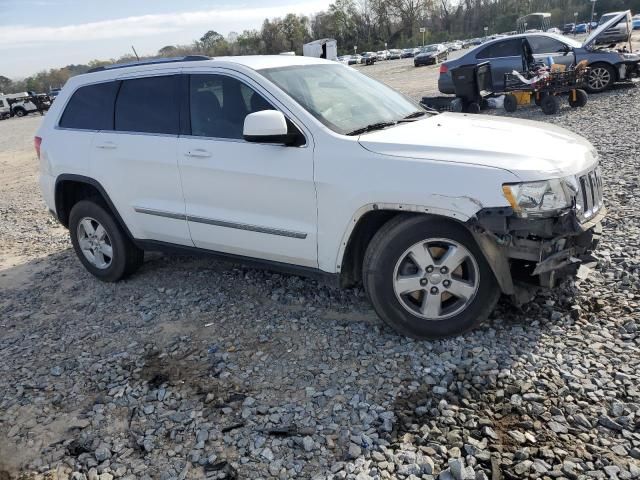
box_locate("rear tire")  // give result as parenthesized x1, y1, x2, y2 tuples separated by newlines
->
(569, 89, 588, 108)
(534, 92, 548, 106)
(13, 108, 26, 117)
(363, 215, 500, 339)
(69, 200, 144, 282)
(541, 95, 560, 115)
(503, 94, 518, 112)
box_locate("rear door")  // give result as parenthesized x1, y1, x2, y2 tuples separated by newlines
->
(527, 35, 576, 68)
(475, 39, 523, 90)
(90, 73, 191, 246)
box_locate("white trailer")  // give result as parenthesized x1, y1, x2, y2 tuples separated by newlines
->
(303, 39, 337, 61)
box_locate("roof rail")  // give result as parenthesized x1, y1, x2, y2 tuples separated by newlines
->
(87, 55, 211, 73)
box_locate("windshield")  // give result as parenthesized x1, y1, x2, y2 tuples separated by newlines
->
(260, 64, 424, 135)
(599, 13, 618, 24)
(422, 45, 438, 52)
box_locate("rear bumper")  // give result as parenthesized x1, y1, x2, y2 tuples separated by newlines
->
(415, 57, 437, 65)
(470, 207, 606, 297)
(438, 74, 454, 94)
(39, 172, 56, 214)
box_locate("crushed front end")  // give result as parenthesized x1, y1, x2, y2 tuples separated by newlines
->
(469, 165, 605, 302)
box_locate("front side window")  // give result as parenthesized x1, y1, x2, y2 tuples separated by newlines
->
(189, 74, 274, 139)
(59, 81, 120, 130)
(527, 36, 568, 54)
(115, 76, 178, 135)
(259, 64, 423, 135)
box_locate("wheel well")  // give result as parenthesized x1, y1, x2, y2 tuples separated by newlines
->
(54, 180, 107, 228)
(339, 210, 407, 287)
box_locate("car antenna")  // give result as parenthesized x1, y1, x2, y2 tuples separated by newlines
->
(131, 46, 140, 61)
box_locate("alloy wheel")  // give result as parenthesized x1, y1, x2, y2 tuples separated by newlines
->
(77, 217, 113, 269)
(588, 67, 611, 91)
(392, 238, 480, 320)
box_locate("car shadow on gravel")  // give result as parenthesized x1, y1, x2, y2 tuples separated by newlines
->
(0, 248, 586, 478)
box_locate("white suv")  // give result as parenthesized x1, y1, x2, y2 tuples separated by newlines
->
(38, 55, 605, 339)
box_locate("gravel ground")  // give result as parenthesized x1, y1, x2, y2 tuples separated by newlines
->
(0, 75, 639, 480)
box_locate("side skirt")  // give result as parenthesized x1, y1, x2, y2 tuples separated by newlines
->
(134, 239, 341, 289)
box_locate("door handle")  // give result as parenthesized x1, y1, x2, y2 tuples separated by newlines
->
(95, 141, 117, 150)
(185, 149, 211, 158)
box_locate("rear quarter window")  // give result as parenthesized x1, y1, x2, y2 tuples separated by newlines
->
(59, 81, 120, 130)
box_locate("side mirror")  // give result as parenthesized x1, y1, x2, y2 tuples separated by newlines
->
(243, 110, 289, 144)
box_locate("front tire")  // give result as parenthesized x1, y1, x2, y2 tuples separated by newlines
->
(363, 215, 500, 339)
(69, 200, 144, 282)
(586, 63, 615, 92)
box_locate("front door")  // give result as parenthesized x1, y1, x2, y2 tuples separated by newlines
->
(177, 72, 317, 267)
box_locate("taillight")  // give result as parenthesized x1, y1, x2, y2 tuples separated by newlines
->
(34, 136, 42, 159)
(439, 64, 449, 74)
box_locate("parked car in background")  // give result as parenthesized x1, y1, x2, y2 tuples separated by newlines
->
(388, 49, 402, 59)
(439, 13, 639, 94)
(401, 48, 416, 58)
(376, 50, 389, 61)
(633, 15, 640, 30)
(563, 23, 576, 34)
(351, 54, 363, 64)
(575, 23, 588, 34)
(546, 27, 562, 34)
(414, 44, 448, 66)
(38, 55, 605, 339)
(362, 52, 377, 65)
(596, 11, 632, 44)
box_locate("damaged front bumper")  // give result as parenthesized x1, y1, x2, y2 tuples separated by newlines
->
(469, 206, 606, 303)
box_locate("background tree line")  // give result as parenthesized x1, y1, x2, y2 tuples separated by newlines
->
(2, 0, 637, 94)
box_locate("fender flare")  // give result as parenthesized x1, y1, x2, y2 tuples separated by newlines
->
(334, 199, 481, 273)
(54, 174, 134, 240)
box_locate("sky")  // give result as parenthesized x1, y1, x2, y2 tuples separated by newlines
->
(0, 0, 328, 79)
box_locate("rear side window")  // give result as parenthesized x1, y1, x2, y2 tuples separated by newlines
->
(115, 76, 178, 135)
(59, 81, 120, 130)
(476, 39, 522, 59)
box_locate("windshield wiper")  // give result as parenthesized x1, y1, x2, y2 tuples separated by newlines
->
(402, 110, 427, 119)
(346, 121, 397, 136)
(398, 110, 428, 122)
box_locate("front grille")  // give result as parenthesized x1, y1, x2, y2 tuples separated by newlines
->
(574, 167, 604, 222)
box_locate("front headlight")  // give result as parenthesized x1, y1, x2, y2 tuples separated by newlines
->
(502, 178, 572, 217)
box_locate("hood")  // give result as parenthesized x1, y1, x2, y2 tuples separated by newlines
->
(582, 10, 631, 48)
(357, 113, 597, 181)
